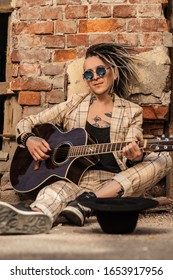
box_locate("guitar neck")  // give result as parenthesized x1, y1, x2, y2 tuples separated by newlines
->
(68, 140, 147, 157)
(68, 138, 173, 157)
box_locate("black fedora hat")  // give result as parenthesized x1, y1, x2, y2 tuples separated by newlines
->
(80, 197, 158, 234)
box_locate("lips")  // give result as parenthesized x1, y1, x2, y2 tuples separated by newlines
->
(93, 82, 103, 86)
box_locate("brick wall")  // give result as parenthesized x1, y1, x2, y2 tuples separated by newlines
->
(9, 0, 171, 122)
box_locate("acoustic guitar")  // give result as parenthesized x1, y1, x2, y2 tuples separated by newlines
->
(10, 123, 173, 193)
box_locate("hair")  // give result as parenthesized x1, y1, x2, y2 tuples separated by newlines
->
(85, 43, 139, 99)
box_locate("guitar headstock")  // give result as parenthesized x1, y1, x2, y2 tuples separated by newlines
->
(146, 135, 173, 152)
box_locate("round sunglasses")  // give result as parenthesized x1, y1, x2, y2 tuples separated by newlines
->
(83, 66, 110, 81)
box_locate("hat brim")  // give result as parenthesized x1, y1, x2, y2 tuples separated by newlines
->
(80, 197, 158, 234)
(79, 197, 158, 212)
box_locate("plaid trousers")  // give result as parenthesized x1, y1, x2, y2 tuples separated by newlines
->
(30, 152, 172, 222)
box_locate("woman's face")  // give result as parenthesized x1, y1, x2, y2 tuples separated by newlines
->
(83, 55, 117, 96)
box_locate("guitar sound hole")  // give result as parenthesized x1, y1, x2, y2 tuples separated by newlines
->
(52, 143, 70, 166)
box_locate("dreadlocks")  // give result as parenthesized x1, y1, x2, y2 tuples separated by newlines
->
(85, 43, 138, 99)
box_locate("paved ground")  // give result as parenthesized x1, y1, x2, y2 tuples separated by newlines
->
(0, 205, 173, 260)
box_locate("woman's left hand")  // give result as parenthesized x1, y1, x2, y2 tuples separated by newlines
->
(122, 136, 143, 162)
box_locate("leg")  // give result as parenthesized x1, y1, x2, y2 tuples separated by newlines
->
(113, 152, 172, 197)
(30, 179, 81, 223)
(62, 170, 116, 225)
(62, 152, 172, 226)
(0, 179, 81, 235)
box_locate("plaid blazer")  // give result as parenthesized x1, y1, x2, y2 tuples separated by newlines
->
(16, 92, 143, 171)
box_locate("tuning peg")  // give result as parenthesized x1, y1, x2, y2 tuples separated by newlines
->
(169, 135, 173, 140)
(161, 134, 166, 140)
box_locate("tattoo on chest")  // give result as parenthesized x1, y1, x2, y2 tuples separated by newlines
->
(89, 95, 113, 128)
(105, 112, 112, 118)
(92, 112, 112, 128)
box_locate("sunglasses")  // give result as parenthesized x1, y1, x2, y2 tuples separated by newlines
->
(83, 66, 110, 81)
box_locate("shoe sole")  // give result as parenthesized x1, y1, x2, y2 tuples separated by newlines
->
(62, 206, 84, 226)
(0, 201, 52, 235)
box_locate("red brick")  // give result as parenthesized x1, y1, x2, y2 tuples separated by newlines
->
(42, 35, 65, 48)
(11, 77, 52, 91)
(130, 0, 168, 3)
(19, 63, 41, 77)
(19, 7, 41, 20)
(76, 47, 88, 58)
(17, 35, 42, 49)
(42, 63, 65, 76)
(56, 0, 68, 4)
(53, 50, 77, 62)
(117, 33, 139, 46)
(127, 19, 142, 32)
(67, 34, 89, 47)
(12, 22, 29, 35)
(12, 64, 19, 77)
(137, 5, 162, 17)
(89, 5, 111, 18)
(55, 20, 77, 34)
(18, 91, 41, 105)
(46, 90, 65, 104)
(113, 5, 137, 18)
(23, 106, 45, 117)
(15, 0, 52, 7)
(140, 33, 162, 46)
(65, 5, 88, 19)
(28, 21, 53, 35)
(41, 7, 63, 20)
(129, 0, 143, 3)
(143, 106, 169, 120)
(56, 0, 80, 4)
(52, 75, 65, 89)
(127, 18, 168, 33)
(11, 50, 51, 63)
(141, 19, 168, 32)
(15, 0, 23, 7)
(79, 19, 126, 33)
(89, 34, 114, 45)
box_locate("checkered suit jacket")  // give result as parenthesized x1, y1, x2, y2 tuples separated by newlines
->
(16, 92, 143, 171)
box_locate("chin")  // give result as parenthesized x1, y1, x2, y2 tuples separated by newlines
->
(94, 91, 108, 96)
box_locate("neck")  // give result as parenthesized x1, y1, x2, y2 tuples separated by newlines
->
(92, 92, 114, 104)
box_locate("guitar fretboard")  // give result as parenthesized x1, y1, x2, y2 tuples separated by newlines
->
(68, 141, 143, 157)
(66, 138, 173, 157)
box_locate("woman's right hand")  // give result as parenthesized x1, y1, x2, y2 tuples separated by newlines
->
(26, 136, 51, 161)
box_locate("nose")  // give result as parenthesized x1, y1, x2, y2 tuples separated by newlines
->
(92, 70, 100, 80)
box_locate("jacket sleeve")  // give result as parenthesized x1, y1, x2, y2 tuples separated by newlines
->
(16, 101, 68, 143)
(16, 92, 90, 144)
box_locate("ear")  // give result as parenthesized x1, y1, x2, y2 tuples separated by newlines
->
(113, 68, 118, 80)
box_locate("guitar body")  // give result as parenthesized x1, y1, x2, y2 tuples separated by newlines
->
(10, 123, 99, 193)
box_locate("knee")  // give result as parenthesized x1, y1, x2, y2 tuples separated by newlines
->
(147, 152, 172, 172)
(161, 153, 172, 173)
(155, 153, 172, 179)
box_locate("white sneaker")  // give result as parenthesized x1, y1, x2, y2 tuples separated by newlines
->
(0, 201, 52, 235)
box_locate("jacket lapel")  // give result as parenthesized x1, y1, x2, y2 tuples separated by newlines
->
(110, 95, 125, 142)
(77, 94, 91, 128)
(110, 95, 126, 170)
